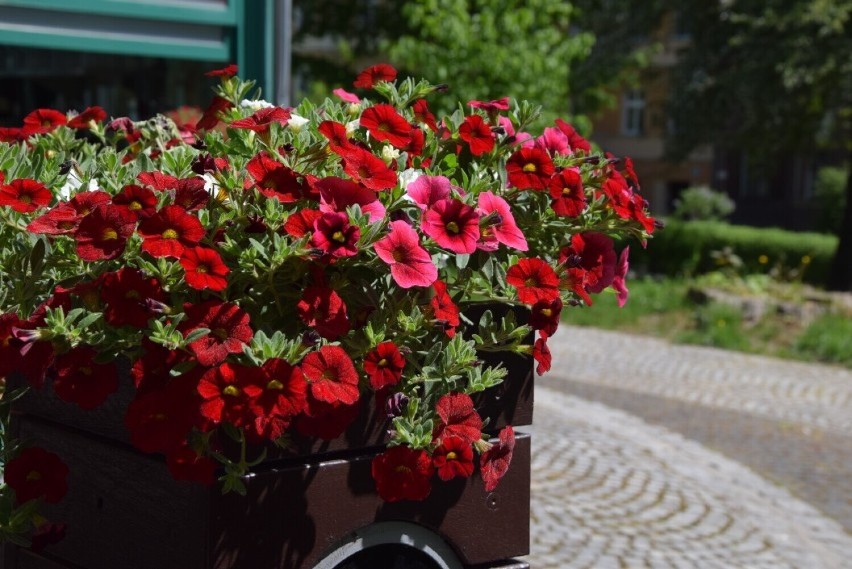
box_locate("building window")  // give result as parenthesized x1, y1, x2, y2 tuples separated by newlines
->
(621, 89, 645, 137)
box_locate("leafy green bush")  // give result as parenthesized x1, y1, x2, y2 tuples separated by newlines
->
(628, 220, 837, 286)
(813, 166, 847, 234)
(671, 186, 735, 221)
(790, 314, 852, 367)
(676, 303, 751, 351)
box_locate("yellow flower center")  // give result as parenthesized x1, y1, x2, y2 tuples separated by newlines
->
(102, 228, 118, 240)
(540, 308, 552, 317)
(129, 201, 142, 211)
(267, 379, 284, 391)
(19, 195, 32, 204)
(332, 231, 346, 243)
(378, 358, 389, 367)
(196, 264, 209, 274)
(446, 221, 460, 234)
(446, 451, 457, 461)
(222, 385, 240, 397)
(26, 470, 42, 482)
(162, 228, 179, 239)
(522, 163, 537, 173)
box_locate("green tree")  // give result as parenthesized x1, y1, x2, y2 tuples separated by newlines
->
(384, 0, 594, 127)
(666, 0, 852, 290)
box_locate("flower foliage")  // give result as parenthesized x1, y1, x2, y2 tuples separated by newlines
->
(0, 64, 653, 541)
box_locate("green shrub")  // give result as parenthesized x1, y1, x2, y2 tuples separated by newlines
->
(790, 314, 852, 367)
(813, 166, 847, 234)
(628, 220, 837, 286)
(671, 186, 735, 221)
(676, 303, 751, 351)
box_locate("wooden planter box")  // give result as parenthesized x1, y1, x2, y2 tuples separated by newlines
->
(2, 307, 533, 569)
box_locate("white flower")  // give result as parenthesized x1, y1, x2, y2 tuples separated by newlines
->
(346, 119, 360, 137)
(58, 171, 99, 200)
(202, 173, 219, 195)
(288, 113, 310, 132)
(240, 99, 274, 111)
(381, 145, 400, 165)
(398, 169, 423, 201)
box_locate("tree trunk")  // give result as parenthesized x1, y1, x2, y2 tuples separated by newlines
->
(826, 154, 852, 291)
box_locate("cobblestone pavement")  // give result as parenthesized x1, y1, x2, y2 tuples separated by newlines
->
(523, 326, 852, 568)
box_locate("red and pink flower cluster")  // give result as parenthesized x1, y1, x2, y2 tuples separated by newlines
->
(0, 63, 653, 516)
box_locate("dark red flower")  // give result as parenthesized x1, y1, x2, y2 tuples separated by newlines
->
(4, 447, 68, 504)
(67, 106, 107, 129)
(371, 445, 433, 502)
(294, 397, 360, 440)
(373, 220, 437, 289)
(52, 346, 119, 410)
(22, 109, 67, 135)
(100, 267, 166, 327)
(341, 146, 397, 191)
(412, 99, 438, 132)
(506, 258, 560, 304)
(433, 435, 475, 481)
(302, 345, 360, 405)
(0, 179, 52, 213)
(174, 177, 210, 211)
(26, 204, 79, 235)
(480, 425, 515, 491)
(422, 198, 480, 254)
(318, 120, 354, 155)
(205, 63, 238, 77)
(534, 336, 552, 375)
(430, 280, 460, 338)
(283, 209, 322, 238)
(137, 171, 179, 192)
(560, 232, 616, 293)
(69, 190, 111, 216)
(197, 96, 235, 131)
(230, 107, 291, 134)
(317, 176, 386, 223)
(506, 147, 555, 190)
(130, 339, 188, 395)
(296, 285, 350, 340)
(30, 521, 67, 553)
(433, 392, 483, 445)
(258, 358, 308, 418)
(74, 204, 136, 261)
(548, 168, 586, 217)
(180, 246, 230, 292)
(179, 300, 253, 367)
(554, 118, 591, 154)
(353, 63, 397, 89)
(138, 205, 205, 258)
(360, 104, 413, 148)
(459, 114, 495, 156)
(246, 152, 303, 203)
(530, 298, 563, 338)
(311, 212, 360, 258)
(197, 362, 263, 426)
(125, 375, 200, 453)
(0, 127, 24, 143)
(112, 184, 157, 220)
(166, 444, 217, 486)
(363, 341, 405, 390)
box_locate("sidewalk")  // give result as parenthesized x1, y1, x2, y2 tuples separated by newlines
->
(524, 326, 852, 568)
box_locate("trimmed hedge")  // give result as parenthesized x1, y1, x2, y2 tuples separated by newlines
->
(627, 220, 838, 286)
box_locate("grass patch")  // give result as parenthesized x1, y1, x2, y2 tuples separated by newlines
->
(789, 314, 852, 367)
(675, 303, 751, 351)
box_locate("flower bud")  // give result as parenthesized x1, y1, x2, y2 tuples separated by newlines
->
(385, 392, 410, 419)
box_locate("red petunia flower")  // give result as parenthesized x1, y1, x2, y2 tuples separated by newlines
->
(296, 285, 351, 340)
(196, 96, 234, 131)
(363, 341, 405, 390)
(137, 171, 179, 192)
(246, 152, 303, 203)
(124, 374, 201, 453)
(433, 392, 483, 445)
(166, 445, 217, 486)
(112, 184, 157, 220)
(506, 147, 555, 190)
(340, 146, 398, 191)
(548, 168, 586, 217)
(283, 209, 322, 238)
(360, 104, 413, 148)
(317, 176, 385, 223)
(52, 346, 119, 410)
(311, 212, 360, 258)
(422, 198, 480, 254)
(0, 127, 25, 143)
(353, 63, 397, 89)
(26, 204, 79, 235)
(100, 267, 166, 327)
(230, 107, 291, 134)
(411, 99, 438, 132)
(197, 362, 263, 426)
(69, 190, 111, 215)
(371, 445, 434, 502)
(179, 300, 253, 367)
(0, 179, 52, 213)
(529, 298, 563, 338)
(259, 358, 308, 418)
(294, 397, 360, 440)
(534, 126, 571, 156)
(180, 246, 230, 292)
(406, 175, 451, 211)
(480, 425, 515, 491)
(4, 447, 68, 505)
(138, 205, 205, 258)
(468, 97, 510, 113)
(22, 109, 67, 135)
(67, 106, 107, 129)
(506, 258, 560, 304)
(560, 232, 616, 293)
(554, 118, 591, 154)
(459, 114, 495, 156)
(433, 435, 475, 481)
(74, 204, 136, 261)
(205, 63, 238, 77)
(430, 280, 460, 338)
(130, 339, 190, 395)
(302, 345, 360, 405)
(373, 220, 437, 289)
(318, 120, 354, 155)
(174, 177, 210, 211)
(476, 191, 528, 251)
(533, 336, 551, 375)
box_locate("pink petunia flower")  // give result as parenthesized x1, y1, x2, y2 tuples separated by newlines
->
(373, 220, 437, 288)
(476, 191, 528, 251)
(422, 199, 480, 254)
(406, 175, 452, 211)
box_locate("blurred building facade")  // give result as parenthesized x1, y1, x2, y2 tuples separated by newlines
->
(0, 0, 292, 125)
